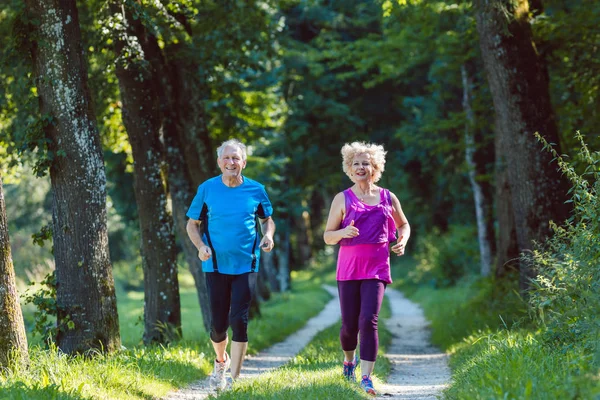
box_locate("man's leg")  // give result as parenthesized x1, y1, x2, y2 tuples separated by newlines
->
(206, 272, 233, 389)
(229, 272, 253, 379)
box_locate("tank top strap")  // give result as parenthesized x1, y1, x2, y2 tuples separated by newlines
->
(383, 188, 392, 206)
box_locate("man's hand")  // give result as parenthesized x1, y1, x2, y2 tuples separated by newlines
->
(260, 235, 274, 252)
(198, 245, 212, 261)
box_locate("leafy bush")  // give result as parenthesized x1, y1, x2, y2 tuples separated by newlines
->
(409, 224, 480, 287)
(530, 132, 600, 355)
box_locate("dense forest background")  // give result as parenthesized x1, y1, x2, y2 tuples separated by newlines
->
(1, 0, 599, 361)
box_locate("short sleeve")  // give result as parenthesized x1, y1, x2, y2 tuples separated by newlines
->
(256, 185, 273, 219)
(186, 183, 206, 220)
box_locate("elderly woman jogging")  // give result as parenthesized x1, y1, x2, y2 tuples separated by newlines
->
(323, 141, 410, 396)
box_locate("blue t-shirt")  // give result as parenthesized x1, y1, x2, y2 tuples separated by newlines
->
(186, 175, 274, 275)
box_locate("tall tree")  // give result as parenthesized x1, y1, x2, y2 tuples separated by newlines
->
(461, 64, 494, 276)
(109, 1, 181, 344)
(24, 0, 120, 353)
(0, 175, 28, 368)
(474, 0, 571, 289)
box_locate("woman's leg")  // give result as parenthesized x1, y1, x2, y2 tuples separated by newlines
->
(338, 280, 362, 362)
(358, 279, 386, 376)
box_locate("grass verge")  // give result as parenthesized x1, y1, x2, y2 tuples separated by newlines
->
(391, 258, 600, 399)
(0, 268, 331, 399)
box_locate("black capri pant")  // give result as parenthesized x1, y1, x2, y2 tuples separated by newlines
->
(205, 271, 254, 343)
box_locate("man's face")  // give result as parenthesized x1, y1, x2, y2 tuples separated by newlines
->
(218, 146, 246, 177)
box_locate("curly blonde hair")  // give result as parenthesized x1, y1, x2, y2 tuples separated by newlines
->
(341, 141, 387, 183)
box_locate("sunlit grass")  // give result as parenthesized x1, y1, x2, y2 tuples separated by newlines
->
(0, 267, 333, 399)
(215, 314, 392, 400)
(391, 257, 600, 399)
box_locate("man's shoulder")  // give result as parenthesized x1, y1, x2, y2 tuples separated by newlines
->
(243, 176, 265, 189)
(199, 176, 222, 188)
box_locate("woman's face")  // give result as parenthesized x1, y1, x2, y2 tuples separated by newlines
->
(351, 153, 374, 182)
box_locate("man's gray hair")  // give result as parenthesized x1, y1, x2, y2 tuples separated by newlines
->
(217, 139, 247, 160)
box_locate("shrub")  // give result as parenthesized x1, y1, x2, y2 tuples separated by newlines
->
(409, 224, 480, 287)
(530, 132, 600, 355)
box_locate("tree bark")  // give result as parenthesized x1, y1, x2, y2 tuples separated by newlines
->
(110, 2, 181, 344)
(276, 221, 291, 292)
(25, 0, 121, 354)
(461, 64, 493, 277)
(162, 51, 214, 331)
(0, 176, 29, 367)
(474, 0, 571, 290)
(260, 246, 280, 292)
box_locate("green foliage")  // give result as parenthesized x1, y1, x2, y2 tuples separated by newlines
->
(31, 224, 52, 248)
(22, 271, 57, 344)
(409, 224, 480, 287)
(534, 1, 600, 152)
(446, 330, 600, 400)
(529, 132, 600, 354)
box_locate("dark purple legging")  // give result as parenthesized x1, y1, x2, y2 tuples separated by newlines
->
(338, 279, 386, 362)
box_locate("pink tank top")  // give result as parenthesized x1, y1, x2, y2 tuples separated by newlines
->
(336, 188, 397, 283)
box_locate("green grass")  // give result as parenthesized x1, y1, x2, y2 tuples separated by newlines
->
(446, 330, 600, 399)
(214, 310, 392, 399)
(0, 267, 332, 399)
(391, 257, 600, 399)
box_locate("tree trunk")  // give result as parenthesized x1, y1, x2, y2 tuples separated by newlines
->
(0, 176, 29, 367)
(276, 222, 291, 292)
(162, 52, 214, 332)
(495, 132, 520, 278)
(294, 211, 312, 267)
(25, 0, 120, 354)
(461, 64, 493, 277)
(260, 246, 280, 292)
(474, 0, 571, 291)
(110, 2, 181, 344)
(164, 47, 216, 186)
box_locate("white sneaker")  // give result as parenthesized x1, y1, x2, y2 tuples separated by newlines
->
(208, 353, 231, 391)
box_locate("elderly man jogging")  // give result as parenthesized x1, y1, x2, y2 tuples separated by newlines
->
(186, 139, 276, 391)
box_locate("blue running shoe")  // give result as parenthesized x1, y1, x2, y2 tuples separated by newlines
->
(360, 375, 376, 396)
(343, 357, 357, 381)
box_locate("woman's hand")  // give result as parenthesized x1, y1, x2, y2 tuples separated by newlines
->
(391, 236, 406, 256)
(341, 220, 360, 238)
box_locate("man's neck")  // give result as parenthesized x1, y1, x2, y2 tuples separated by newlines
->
(222, 175, 244, 187)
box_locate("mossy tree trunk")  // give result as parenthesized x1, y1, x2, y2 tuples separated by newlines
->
(474, 0, 571, 290)
(25, 0, 121, 354)
(0, 176, 29, 368)
(110, 1, 181, 344)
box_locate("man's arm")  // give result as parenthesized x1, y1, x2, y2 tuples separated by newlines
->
(258, 216, 275, 252)
(186, 218, 212, 261)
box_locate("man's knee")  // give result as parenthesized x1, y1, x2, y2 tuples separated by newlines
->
(210, 327, 228, 343)
(230, 314, 248, 342)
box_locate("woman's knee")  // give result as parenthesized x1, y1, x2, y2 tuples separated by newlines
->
(359, 314, 379, 332)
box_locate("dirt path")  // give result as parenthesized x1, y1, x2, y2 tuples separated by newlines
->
(164, 286, 341, 400)
(379, 288, 450, 399)
(164, 285, 449, 399)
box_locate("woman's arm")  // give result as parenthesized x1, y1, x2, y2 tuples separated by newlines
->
(323, 192, 359, 245)
(389, 192, 410, 256)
